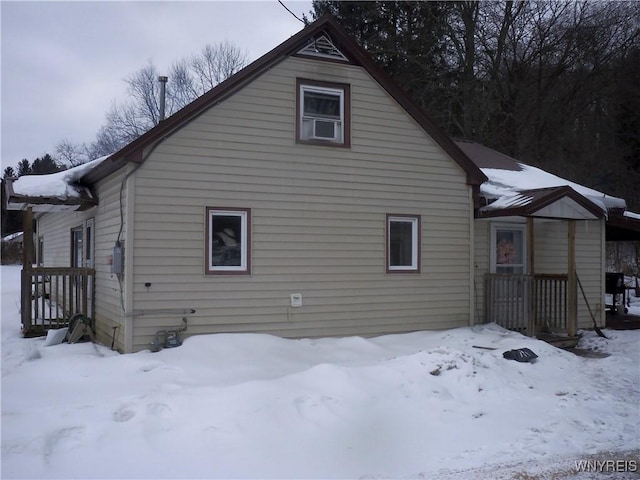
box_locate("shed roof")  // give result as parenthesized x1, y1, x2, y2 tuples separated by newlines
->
(4, 156, 107, 212)
(455, 141, 627, 220)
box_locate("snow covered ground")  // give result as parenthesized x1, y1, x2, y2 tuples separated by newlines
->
(1, 264, 638, 479)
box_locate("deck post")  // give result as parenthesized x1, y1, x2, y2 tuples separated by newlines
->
(22, 207, 33, 269)
(567, 220, 577, 337)
(21, 207, 34, 331)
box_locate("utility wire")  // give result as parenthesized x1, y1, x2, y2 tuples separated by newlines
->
(278, 0, 305, 24)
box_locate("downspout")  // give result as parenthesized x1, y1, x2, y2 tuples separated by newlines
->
(118, 139, 166, 353)
(122, 164, 136, 353)
(119, 75, 169, 352)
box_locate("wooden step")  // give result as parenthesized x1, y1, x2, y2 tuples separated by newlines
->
(536, 333, 580, 349)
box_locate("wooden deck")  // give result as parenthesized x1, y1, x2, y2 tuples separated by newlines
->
(606, 312, 640, 330)
(536, 332, 580, 349)
(485, 273, 573, 337)
(21, 267, 95, 337)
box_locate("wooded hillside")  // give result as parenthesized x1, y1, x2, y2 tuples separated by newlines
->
(312, 1, 640, 211)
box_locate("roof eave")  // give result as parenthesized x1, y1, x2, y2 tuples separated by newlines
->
(6, 196, 98, 212)
(606, 212, 640, 241)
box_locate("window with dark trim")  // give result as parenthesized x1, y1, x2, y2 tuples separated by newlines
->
(296, 78, 350, 147)
(206, 207, 251, 275)
(386, 214, 421, 273)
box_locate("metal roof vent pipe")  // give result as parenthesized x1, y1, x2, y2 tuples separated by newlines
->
(158, 76, 168, 122)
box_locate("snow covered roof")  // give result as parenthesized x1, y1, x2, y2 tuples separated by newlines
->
(1, 231, 23, 243)
(456, 141, 627, 219)
(4, 156, 109, 212)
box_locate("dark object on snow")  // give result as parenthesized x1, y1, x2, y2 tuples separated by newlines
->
(472, 345, 497, 350)
(577, 275, 608, 339)
(66, 313, 95, 344)
(503, 348, 538, 362)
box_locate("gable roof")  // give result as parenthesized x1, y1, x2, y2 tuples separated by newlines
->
(81, 14, 487, 186)
(478, 185, 604, 219)
(455, 141, 627, 220)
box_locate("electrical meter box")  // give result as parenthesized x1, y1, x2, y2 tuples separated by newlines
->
(290, 293, 303, 308)
(111, 244, 124, 274)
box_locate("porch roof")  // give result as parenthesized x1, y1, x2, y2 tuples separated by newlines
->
(455, 141, 627, 220)
(477, 185, 604, 220)
(606, 211, 640, 241)
(3, 156, 107, 212)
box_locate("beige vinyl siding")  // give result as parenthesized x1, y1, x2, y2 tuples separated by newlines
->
(535, 219, 604, 328)
(575, 220, 605, 328)
(129, 56, 473, 351)
(91, 168, 130, 350)
(534, 220, 568, 274)
(36, 168, 129, 351)
(38, 213, 76, 267)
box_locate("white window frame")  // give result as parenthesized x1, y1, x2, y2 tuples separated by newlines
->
(206, 208, 250, 274)
(387, 215, 420, 273)
(297, 79, 348, 145)
(70, 226, 83, 268)
(37, 235, 44, 266)
(490, 223, 527, 274)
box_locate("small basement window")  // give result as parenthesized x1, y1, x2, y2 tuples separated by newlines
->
(387, 215, 421, 273)
(206, 208, 251, 274)
(296, 78, 350, 147)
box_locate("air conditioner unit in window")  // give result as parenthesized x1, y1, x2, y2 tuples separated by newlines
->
(312, 118, 339, 140)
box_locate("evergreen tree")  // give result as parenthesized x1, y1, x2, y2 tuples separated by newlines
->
(1, 153, 66, 240)
(16, 159, 31, 176)
(3, 166, 16, 179)
(31, 154, 65, 175)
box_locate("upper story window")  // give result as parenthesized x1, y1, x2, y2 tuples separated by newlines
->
(296, 78, 350, 147)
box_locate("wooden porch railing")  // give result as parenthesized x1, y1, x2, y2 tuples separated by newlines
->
(21, 267, 95, 335)
(485, 273, 570, 336)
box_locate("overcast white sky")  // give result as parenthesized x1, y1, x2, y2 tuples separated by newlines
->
(0, 1, 313, 171)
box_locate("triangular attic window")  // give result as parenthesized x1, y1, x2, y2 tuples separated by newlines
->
(297, 34, 348, 62)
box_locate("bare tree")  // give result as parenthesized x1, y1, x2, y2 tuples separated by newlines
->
(55, 138, 87, 167)
(315, 0, 640, 210)
(168, 59, 198, 112)
(190, 41, 247, 93)
(90, 41, 248, 154)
